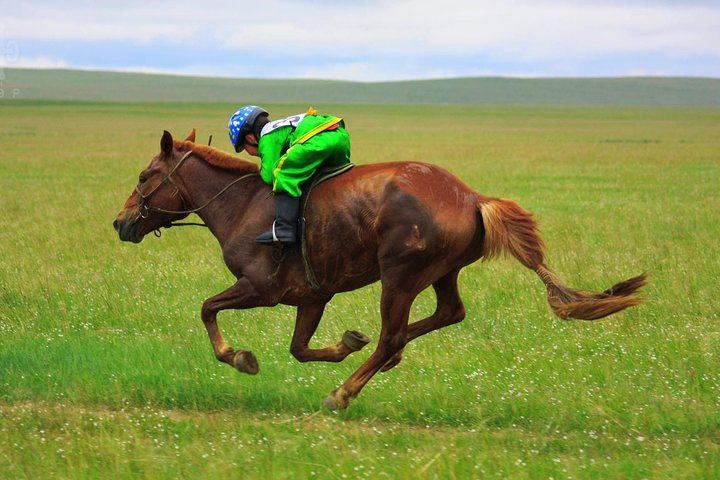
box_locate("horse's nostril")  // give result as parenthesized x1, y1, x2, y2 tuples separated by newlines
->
(113, 219, 119, 231)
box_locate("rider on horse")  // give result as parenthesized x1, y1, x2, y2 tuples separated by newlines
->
(228, 106, 351, 245)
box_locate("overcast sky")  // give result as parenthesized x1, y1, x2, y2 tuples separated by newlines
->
(1, 0, 719, 81)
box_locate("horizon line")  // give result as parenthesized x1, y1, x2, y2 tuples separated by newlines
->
(3, 66, 720, 84)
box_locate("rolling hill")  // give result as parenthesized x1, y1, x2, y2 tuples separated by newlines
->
(2, 68, 719, 106)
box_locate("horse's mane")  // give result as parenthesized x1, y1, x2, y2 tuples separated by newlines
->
(175, 140, 259, 175)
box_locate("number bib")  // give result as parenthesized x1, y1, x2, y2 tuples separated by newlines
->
(260, 113, 306, 137)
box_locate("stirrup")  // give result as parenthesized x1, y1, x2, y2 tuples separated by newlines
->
(255, 221, 296, 245)
(255, 221, 279, 244)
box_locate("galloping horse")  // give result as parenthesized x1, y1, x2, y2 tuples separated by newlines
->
(113, 129, 648, 410)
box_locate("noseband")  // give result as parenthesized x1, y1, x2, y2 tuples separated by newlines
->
(135, 149, 258, 231)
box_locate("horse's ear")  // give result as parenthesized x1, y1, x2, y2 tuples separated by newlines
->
(161, 130, 173, 154)
(184, 128, 196, 143)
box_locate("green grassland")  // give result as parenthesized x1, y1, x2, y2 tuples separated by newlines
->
(3, 68, 720, 105)
(0, 100, 718, 479)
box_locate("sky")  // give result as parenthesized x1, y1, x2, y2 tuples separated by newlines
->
(1, 0, 719, 81)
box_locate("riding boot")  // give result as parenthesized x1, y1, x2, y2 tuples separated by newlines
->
(255, 193, 300, 245)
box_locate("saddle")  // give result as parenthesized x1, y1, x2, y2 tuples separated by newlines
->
(297, 163, 355, 291)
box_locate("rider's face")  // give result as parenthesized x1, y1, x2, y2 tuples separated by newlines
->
(243, 134, 259, 157)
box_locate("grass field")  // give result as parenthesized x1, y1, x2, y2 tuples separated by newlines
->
(0, 100, 718, 479)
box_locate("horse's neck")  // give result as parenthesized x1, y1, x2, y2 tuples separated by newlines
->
(178, 160, 262, 245)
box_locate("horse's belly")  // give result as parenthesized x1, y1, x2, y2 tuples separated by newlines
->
(306, 233, 381, 292)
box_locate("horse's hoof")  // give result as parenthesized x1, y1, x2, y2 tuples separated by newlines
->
(233, 350, 259, 375)
(323, 388, 349, 410)
(342, 330, 371, 352)
(323, 395, 341, 411)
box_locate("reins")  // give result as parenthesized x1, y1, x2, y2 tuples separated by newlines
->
(135, 149, 258, 233)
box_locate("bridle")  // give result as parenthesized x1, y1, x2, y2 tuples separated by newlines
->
(134, 149, 258, 233)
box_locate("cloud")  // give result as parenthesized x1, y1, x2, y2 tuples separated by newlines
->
(6, 0, 720, 57)
(2, 0, 719, 80)
(2, 4, 204, 43)
(0, 55, 67, 69)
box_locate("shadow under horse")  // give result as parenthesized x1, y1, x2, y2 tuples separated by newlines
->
(114, 129, 648, 410)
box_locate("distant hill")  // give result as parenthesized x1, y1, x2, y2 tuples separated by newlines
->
(2, 68, 719, 106)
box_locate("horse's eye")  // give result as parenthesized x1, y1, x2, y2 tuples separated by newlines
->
(139, 176, 147, 184)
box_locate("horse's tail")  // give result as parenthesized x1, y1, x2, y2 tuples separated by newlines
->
(478, 197, 648, 320)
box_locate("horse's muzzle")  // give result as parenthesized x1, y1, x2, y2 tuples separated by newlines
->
(113, 210, 144, 243)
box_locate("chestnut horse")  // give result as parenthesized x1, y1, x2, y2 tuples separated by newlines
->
(113, 129, 647, 410)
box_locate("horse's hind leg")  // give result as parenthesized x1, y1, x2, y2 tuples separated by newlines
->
(324, 287, 413, 410)
(382, 268, 466, 372)
(201, 277, 264, 374)
(289, 303, 371, 363)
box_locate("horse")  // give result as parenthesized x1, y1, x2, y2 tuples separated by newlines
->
(113, 129, 648, 410)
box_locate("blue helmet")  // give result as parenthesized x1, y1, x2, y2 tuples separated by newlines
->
(228, 105, 269, 152)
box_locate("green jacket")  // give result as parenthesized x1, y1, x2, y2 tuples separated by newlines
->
(257, 109, 351, 197)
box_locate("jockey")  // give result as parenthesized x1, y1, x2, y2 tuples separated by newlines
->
(228, 106, 351, 245)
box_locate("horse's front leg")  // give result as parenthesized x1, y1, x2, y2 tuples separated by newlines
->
(289, 303, 371, 363)
(201, 277, 266, 374)
(324, 288, 413, 410)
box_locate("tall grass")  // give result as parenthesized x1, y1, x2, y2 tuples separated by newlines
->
(1, 101, 718, 478)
